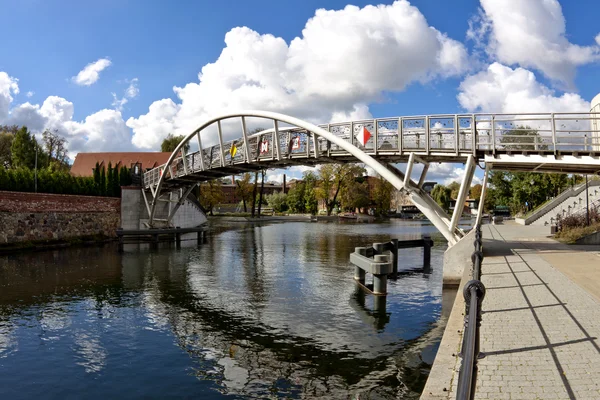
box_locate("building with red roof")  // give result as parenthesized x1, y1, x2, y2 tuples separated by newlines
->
(70, 152, 172, 176)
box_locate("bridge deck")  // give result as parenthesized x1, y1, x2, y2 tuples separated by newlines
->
(446, 223, 600, 399)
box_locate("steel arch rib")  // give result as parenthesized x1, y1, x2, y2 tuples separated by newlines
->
(147, 110, 461, 244)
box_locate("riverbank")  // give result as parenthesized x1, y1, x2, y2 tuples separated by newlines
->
(0, 234, 114, 255)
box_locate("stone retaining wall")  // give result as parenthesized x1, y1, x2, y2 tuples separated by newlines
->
(0, 191, 120, 244)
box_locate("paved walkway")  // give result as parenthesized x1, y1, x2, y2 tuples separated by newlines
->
(472, 223, 600, 399)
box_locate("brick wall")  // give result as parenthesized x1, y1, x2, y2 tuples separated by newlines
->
(0, 191, 121, 244)
(0, 191, 120, 213)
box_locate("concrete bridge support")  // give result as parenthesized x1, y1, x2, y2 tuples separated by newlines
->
(121, 186, 207, 230)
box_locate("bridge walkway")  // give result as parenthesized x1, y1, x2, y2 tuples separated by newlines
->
(465, 223, 600, 399)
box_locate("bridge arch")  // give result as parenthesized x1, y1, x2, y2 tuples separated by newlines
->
(143, 109, 600, 245)
(143, 110, 465, 244)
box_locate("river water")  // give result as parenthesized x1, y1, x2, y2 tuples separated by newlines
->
(0, 219, 458, 399)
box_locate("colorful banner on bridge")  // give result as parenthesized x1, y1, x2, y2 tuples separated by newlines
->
(356, 127, 371, 147)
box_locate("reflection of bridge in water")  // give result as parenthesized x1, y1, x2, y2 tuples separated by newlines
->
(0, 220, 449, 398)
(141, 111, 600, 244)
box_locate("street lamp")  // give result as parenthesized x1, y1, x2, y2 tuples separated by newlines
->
(529, 179, 535, 211)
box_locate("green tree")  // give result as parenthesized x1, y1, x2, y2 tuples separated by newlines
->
(500, 126, 547, 151)
(266, 191, 288, 212)
(199, 180, 225, 215)
(161, 133, 190, 153)
(447, 181, 460, 200)
(107, 162, 114, 197)
(286, 181, 306, 213)
(119, 165, 132, 187)
(113, 165, 122, 197)
(303, 171, 319, 215)
(0, 132, 14, 168)
(339, 176, 369, 211)
(100, 166, 106, 196)
(11, 127, 38, 169)
(316, 164, 366, 216)
(371, 175, 394, 216)
(93, 162, 102, 194)
(431, 184, 451, 212)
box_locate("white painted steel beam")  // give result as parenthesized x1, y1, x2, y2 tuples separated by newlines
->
(146, 110, 464, 243)
(475, 166, 489, 227)
(450, 155, 476, 234)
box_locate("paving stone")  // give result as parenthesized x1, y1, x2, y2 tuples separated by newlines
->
(449, 224, 600, 400)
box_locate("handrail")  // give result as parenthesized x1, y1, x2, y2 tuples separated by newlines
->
(456, 225, 486, 400)
(523, 179, 600, 224)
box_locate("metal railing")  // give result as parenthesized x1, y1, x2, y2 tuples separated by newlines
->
(456, 225, 486, 400)
(143, 112, 600, 189)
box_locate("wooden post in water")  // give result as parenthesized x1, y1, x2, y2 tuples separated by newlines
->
(175, 227, 181, 249)
(390, 239, 398, 278)
(423, 235, 432, 271)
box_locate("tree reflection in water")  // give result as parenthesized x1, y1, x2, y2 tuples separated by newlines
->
(0, 220, 455, 399)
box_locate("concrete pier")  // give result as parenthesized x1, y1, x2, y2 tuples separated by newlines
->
(422, 222, 600, 399)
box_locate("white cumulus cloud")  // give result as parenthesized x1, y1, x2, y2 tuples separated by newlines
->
(72, 58, 112, 86)
(127, 1, 469, 149)
(469, 0, 600, 87)
(2, 92, 133, 157)
(0, 72, 19, 120)
(457, 62, 589, 113)
(112, 78, 139, 111)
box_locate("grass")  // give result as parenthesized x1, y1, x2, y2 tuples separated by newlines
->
(554, 222, 600, 244)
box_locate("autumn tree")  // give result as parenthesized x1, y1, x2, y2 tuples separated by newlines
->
(316, 164, 366, 216)
(235, 173, 254, 212)
(199, 180, 225, 215)
(42, 129, 69, 168)
(470, 184, 483, 201)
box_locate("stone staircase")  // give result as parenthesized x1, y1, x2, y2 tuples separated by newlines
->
(516, 180, 600, 226)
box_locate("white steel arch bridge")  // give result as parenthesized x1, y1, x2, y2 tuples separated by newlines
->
(142, 110, 600, 245)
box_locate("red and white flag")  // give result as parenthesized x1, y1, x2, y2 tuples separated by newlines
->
(356, 126, 371, 146)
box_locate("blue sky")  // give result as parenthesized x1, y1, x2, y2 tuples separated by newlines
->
(1, 0, 599, 183)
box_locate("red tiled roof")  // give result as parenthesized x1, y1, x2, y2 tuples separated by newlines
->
(70, 152, 172, 176)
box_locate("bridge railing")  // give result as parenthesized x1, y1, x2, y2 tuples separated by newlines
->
(456, 225, 485, 400)
(143, 112, 600, 189)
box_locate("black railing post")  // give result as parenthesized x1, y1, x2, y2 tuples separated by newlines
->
(456, 225, 486, 400)
(423, 235, 432, 268)
(390, 239, 398, 278)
